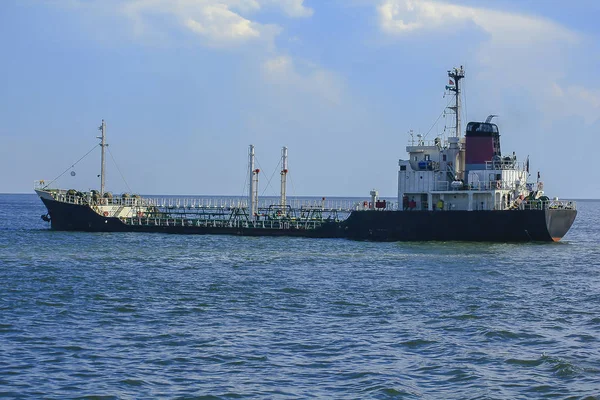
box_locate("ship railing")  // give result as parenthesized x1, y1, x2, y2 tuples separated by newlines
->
(469, 181, 492, 191)
(549, 200, 576, 210)
(433, 179, 521, 192)
(407, 139, 440, 148)
(34, 182, 72, 194)
(518, 200, 577, 211)
(43, 191, 141, 207)
(468, 180, 518, 191)
(51, 193, 88, 205)
(113, 196, 380, 213)
(435, 181, 450, 191)
(352, 200, 397, 211)
(123, 216, 327, 230)
(435, 179, 542, 192)
(68, 195, 84, 205)
(90, 197, 147, 207)
(46, 191, 396, 213)
(485, 160, 525, 171)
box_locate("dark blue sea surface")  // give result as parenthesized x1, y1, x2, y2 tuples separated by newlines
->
(1, 194, 599, 399)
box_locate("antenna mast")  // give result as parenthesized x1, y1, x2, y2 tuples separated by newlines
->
(97, 120, 107, 196)
(280, 147, 288, 215)
(447, 66, 465, 137)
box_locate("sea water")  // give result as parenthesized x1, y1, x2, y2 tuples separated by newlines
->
(0, 194, 599, 398)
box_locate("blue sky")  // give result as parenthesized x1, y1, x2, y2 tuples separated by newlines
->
(1, 0, 599, 198)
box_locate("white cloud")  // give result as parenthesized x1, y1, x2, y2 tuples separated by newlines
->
(61, 0, 312, 48)
(182, 4, 260, 43)
(262, 55, 344, 105)
(210, 0, 313, 18)
(264, 55, 293, 73)
(549, 84, 600, 125)
(377, 0, 600, 125)
(378, 0, 577, 44)
(119, 0, 274, 47)
(53, 0, 334, 101)
(262, 0, 314, 18)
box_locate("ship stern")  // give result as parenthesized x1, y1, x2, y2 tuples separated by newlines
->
(545, 208, 577, 242)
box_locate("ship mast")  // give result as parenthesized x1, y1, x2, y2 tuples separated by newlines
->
(280, 146, 288, 215)
(447, 66, 465, 137)
(97, 120, 107, 196)
(248, 145, 259, 217)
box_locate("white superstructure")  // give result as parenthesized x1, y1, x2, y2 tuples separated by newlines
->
(397, 66, 541, 212)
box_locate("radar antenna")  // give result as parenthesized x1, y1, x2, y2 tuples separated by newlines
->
(446, 66, 465, 137)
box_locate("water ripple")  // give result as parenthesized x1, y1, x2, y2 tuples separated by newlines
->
(0, 195, 599, 398)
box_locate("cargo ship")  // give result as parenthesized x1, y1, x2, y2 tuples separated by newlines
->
(35, 67, 577, 241)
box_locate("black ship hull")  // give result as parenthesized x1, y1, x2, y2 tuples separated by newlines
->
(40, 197, 343, 238)
(342, 209, 577, 242)
(40, 197, 576, 242)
